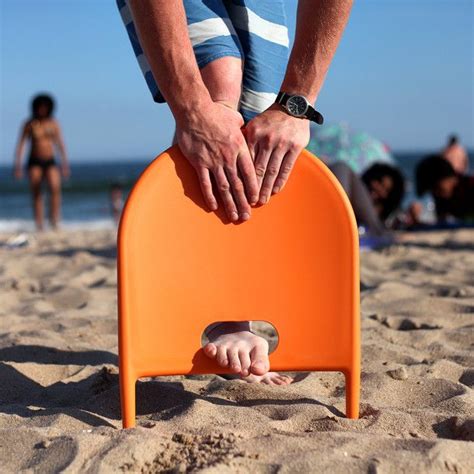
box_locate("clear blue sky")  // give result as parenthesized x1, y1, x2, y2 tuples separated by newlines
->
(1, 0, 472, 164)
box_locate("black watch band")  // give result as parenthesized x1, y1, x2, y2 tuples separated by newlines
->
(275, 92, 324, 125)
(306, 107, 324, 125)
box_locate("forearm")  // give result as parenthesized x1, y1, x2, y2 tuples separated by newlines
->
(14, 141, 25, 167)
(128, 0, 211, 123)
(57, 144, 68, 163)
(281, 0, 353, 102)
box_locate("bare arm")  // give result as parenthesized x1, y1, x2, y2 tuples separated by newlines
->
(128, 1, 209, 122)
(128, 0, 258, 221)
(461, 148, 469, 174)
(13, 122, 30, 179)
(282, 0, 353, 101)
(53, 121, 70, 178)
(246, 0, 353, 204)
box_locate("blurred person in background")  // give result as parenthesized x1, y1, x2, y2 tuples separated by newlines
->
(110, 182, 125, 224)
(330, 161, 405, 236)
(442, 134, 469, 174)
(13, 94, 70, 231)
(415, 154, 474, 224)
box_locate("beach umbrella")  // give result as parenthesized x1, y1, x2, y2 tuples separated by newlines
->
(307, 122, 394, 174)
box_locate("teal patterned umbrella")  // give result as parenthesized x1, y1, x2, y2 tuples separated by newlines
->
(307, 122, 394, 174)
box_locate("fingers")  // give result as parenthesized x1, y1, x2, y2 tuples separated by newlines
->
(214, 167, 239, 222)
(215, 164, 254, 222)
(237, 152, 259, 206)
(272, 150, 298, 194)
(254, 148, 271, 195)
(197, 167, 218, 211)
(225, 166, 251, 221)
(258, 148, 286, 205)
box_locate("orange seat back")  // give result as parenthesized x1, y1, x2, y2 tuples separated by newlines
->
(118, 146, 360, 427)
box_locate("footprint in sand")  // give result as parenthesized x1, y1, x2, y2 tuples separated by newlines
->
(430, 286, 470, 298)
(46, 286, 89, 310)
(459, 369, 473, 388)
(368, 314, 441, 331)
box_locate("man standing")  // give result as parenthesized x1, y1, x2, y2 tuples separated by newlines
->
(118, 0, 352, 384)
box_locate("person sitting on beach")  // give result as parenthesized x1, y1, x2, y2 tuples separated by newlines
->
(13, 94, 70, 231)
(330, 162, 405, 236)
(441, 134, 469, 174)
(416, 154, 474, 223)
(117, 0, 352, 384)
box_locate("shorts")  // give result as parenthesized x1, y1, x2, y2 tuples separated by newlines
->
(117, 0, 289, 123)
(27, 156, 57, 170)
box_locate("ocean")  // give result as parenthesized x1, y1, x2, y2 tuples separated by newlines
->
(0, 151, 471, 232)
(0, 160, 147, 232)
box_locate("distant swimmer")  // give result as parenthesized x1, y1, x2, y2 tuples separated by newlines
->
(442, 134, 469, 174)
(13, 94, 70, 231)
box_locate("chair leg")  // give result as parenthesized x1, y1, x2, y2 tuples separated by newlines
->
(120, 370, 136, 428)
(345, 369, 360, 419)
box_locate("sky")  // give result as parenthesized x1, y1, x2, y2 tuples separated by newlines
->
(0, 0, 473, 164)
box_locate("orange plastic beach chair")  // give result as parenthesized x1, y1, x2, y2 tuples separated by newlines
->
(118, 145, 360, 428)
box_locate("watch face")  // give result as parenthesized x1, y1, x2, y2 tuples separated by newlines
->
(286, 95, 308, 117)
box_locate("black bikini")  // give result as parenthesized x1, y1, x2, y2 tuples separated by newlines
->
(27, 155, 57, 170)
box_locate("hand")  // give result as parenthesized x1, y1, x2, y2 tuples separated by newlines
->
(176, 101, 258, 222)
(244, 104, 310, 204)
(13, 166, 23, 180)
(61, 163, 71, 179)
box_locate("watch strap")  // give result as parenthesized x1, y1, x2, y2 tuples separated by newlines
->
(276, 91, 287, 105)
(306, 106, 324, 125)
(275, 91, 324, 125)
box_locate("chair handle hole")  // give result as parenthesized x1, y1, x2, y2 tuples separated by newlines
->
(201, 320, 279, 354)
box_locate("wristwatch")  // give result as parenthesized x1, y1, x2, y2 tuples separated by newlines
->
(275, 92, 324, 125)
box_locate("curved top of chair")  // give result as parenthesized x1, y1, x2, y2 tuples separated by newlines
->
(118, 145, 359, 376)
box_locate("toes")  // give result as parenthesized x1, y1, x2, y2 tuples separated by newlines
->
(250, 343, 269, 375)
(216, 345, 229, 368)
(227, 348, 241, 374)
(203, 343, 217, 359)
(261, 374, 281, 385)
(274, 375, 291, 385)
(238, 350, 251, 377)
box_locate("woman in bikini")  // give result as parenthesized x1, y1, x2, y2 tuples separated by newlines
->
(13, 94, 70, 230)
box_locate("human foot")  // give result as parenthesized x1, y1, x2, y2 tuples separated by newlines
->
(240, 372, 293, 385)
(203, 322, 270, 377)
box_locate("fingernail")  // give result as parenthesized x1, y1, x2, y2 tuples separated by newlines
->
(273, 186, 280, 194)
(210, 202, 218, 211)
(241, 212, 250, 221)
(231, 212, 238, 221)
(251, 195, 259, 205)
(260, 195, 269, 204)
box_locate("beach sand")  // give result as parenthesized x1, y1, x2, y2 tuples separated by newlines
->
(0, 228, 473, 472)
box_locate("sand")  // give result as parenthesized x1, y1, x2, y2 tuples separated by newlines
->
(0, 228, 473, 473)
